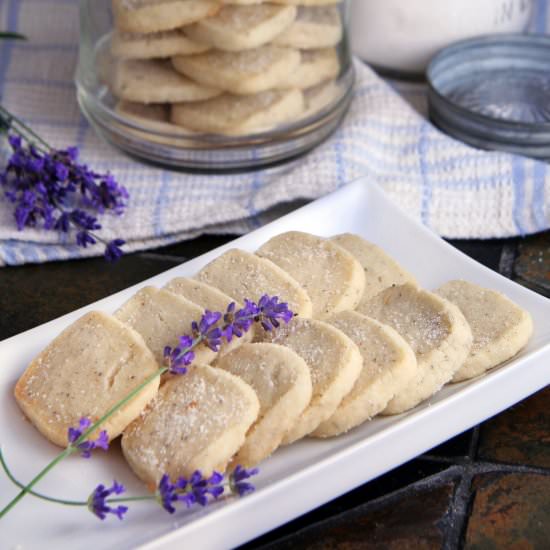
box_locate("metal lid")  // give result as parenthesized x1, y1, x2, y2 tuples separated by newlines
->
(427, 34, 550, 160)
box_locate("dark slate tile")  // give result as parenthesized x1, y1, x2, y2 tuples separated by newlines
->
(514, 232, 550, 297)
(242, 460, 452, 549)
(464, 472, 550, 550)
(447, 239, 516, 273)
(477, 386, 550, 468)
(423, 429, 475, 459)
(148, 234, 239, 261)
(0, 254, 178, 340)
(252, 479, 457, 550)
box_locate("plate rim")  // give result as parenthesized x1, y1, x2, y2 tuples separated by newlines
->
(1, 178, 549, 549)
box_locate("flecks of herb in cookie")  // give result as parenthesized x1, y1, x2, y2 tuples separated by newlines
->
(0, 296, 291, 520)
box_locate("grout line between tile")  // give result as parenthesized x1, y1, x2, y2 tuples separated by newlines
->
(419, 455, 550, 475)
(437, 455, 550, 549)
(443, 470, 473, 550)
(254, 466, 465, 550)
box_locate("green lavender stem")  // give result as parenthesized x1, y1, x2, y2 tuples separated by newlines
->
(1, 447, 240, 513)
(0, 32, 26, 40)
(0, 449, 155, 507)
(0, 104, 51, 151)
(0, 332, 212, 518)
(0, 306, 266, 519)
(0, 365, 167, 519)
(0, 448, 73, 512)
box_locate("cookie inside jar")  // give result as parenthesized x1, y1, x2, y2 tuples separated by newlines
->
(82, 0, 352, 166)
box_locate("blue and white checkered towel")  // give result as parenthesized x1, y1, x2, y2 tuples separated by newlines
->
(0, 0, 549, 266)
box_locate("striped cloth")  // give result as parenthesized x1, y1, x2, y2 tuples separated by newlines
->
(0, 0, 548, 266)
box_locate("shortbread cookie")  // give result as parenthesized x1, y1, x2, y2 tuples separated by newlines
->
(303, 79, 340, 117)
(216, 343, 312, 466)
(358, 283, 473, 413)
(257, 231, 365, 319)
(280, 48, 340, 89)
(112, 0, 220, 34)
(261, 317, 363, 443)
(271, 0, 343, 5)
(225, 0, 342, 4)
(172, 45, 300, 95)
(164, 276, 239, 315)
(115, 101, 199, 148)
(122, 365, 259, 484)
(171, 89, 303, 135)
(115, 101, 195, 135)
(14, 311, 159, 448)
(110, 29, 210, 59)
(312, 311, 417, 437)
(227, 1, 342, 4)
(332, 233, 417, 303)
(197, 249, 313, 317)
(114, 286, 218, 366)
(116, 100, 169, 123)
(164, 277, 253, 355)
(185, 4, 297, 52)
(110, 59, 221, 103)
(436, 280, 533, 382)
(274, 6, 342, 49)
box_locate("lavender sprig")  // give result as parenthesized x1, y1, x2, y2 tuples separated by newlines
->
(157, 471, 225, 513)
(0, 295, 292, 520)
(67, 417, 109, 459)
(162, 295, 294, 375)
(0, 450, 258, 521)
(0, 105, 128, 262)
(229, 465, 260, 497)
(257, 295, 294, 331)
(192, 310, 224, 352)
(88, 481, 128, 520)
(91, 467, 259, 520)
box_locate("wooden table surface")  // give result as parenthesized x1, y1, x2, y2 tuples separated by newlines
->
(1, 231, 549, 549)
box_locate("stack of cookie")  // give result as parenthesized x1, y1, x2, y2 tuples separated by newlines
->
(14, 231, 533, 489)
(107, 0, 345, 136)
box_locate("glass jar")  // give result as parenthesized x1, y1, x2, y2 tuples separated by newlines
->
(76, 0, 354, 170)
(350, 0, 533, 78)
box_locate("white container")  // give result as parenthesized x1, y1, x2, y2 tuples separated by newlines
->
(350, 0, 533, 75)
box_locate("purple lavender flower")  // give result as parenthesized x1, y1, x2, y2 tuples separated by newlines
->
(156, 471, 225, 514)
(0, 132, 128, 261)
(229, 465, 259, 497)
(88, 481, 128, 520)
(75, 230, 96, 248)
(70, 209, 101, 231)
(157, 474, 179, 514)
(187, 470, 225, 506)
(163, 295, 291, 378)
(192, 310, 223, 352)
(256, 295, 294, 331)
(163, 335, 196, 375)
(206, 471, 225, 500)
(223, 300, 259, 341)
(67, 417, 109, 458)
(104, 239, 126, 263)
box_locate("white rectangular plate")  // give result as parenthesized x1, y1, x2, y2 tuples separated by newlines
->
(1, 179, 549, 550)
